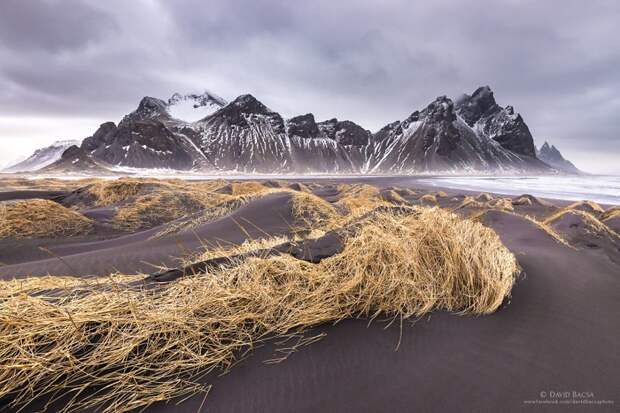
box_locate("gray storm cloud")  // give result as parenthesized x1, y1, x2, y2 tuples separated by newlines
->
(0, 0, 619, 172)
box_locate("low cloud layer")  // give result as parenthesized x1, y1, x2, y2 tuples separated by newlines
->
(1, 0, 619, 172)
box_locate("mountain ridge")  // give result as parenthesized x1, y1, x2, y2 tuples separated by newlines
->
(5, 87, 581, 175)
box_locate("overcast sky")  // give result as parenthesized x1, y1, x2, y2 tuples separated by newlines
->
(1, 0, 619, 173)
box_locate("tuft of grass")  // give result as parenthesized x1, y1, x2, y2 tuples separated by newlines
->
(601, 207, 620, 222)
(0, 207, 519, 413)
(290, 191, 340, 232)
(113, 191, 216, 231)
(334, 184, 385, 216)
(0, 199, 93, 239)
(419, 194, 438, 204)
(88, 179, 146, 206)
(487, 198, 514, 211)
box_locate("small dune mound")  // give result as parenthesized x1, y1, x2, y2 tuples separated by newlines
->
(287, 182, 311, 193)
(545, 210, 617, 238)
(476, 192, 493, 202)
(0, 207, 518, 412)
(601, 212, 620, 235)
(565, 200, 605, 215)
(114, 191, 212, 231)
(544, 210, 619, 252)
(601, 206, 620, 221)
(512, 194, 550, 207)
(379, 189, 408, 205)
(215, 181, 268, 196)
(88, 179, 146, 205)
(487, 198, 514, 211)
(453, 196, 484, 211)
(0, 199, 93, 239)
(290, 191, 339, 231)
(262, 180, 284, 188)
(419, 193, 438, 204)
(335, 184, 383, 215)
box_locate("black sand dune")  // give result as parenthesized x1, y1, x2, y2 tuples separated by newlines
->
(1, 179, 618, 412)
(0, 192, 295, 279)
(140, 209, 619, 413)
(0, 189, 66, 202)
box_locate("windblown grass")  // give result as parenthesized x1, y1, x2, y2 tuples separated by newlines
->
(0, 207, 519, 412)
(0, 199, 93, 239)
(601, 207, 620, 222)
(335, 183, 384, 216)
(565, 200, 604, 215)
(113, 191, 217, 231)
(88, 179, 146, 205)
(290, 191, 339, 232)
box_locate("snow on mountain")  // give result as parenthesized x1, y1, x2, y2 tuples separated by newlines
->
(2, 139, 80, 172)
(167, 91, 227, 123)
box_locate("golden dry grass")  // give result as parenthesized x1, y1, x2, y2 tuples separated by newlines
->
(487, 198, 514, 212)
(0, 199, 93, 239)
(453, 196, 484, 211)
(334, 183, 384, 216)
(114, 193, 203, 230)
(419, 194, 438, 204)
(290, 191, 339, 232)
(0, 207, 519, 412)
(601, 207, 620, 222)
(565, 200, 604, 214)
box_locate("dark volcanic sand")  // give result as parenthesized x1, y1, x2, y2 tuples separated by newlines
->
(1, 178, 618, 412)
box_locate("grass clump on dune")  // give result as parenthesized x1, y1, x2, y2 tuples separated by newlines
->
(0, 207, 518, 412)
(113, 191, 217, 231)
(290, 191, 339, 232)
(0, 199, 93, 239)
(335, 183, 384, 216)
(88, 179, 146, 205)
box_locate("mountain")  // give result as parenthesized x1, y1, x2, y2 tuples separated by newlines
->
(39, 145, 113, 174)
(455, 86, 537, 157)
(364, 95, 548, 173)
(2, 140, 79, 172)
(36, 86, 576, 175)
(80, 93, 221, 171)
(536, 141, 581, 174)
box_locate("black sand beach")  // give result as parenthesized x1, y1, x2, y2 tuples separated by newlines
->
(0, 177, 618, 412)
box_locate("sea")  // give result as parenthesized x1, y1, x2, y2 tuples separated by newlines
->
(418, 175, 620, 205)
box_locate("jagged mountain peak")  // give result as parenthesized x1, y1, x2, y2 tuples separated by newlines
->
(454, 86, 536, 157)
(420, 96, 456, 122)
(228, 94, 272, 113)
(537, 141, 581, 174)
(456, 85, 499, 125)
(286, 113, 320, 139)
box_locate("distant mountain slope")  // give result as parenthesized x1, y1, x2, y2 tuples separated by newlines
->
(23, 86, 579, 175)
(40, 145, 113, 174)
(537, 141, 581, 174)
(2, 140, 79, 172)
